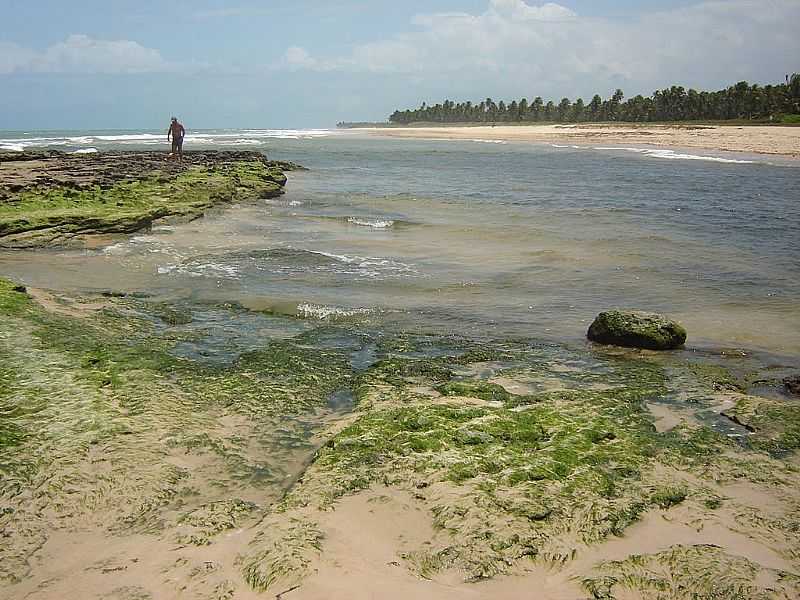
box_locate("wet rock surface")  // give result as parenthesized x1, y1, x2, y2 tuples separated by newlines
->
(588, 309, 687, 350)
(0, 150, 296, 248)
(0, 149, 282, 192)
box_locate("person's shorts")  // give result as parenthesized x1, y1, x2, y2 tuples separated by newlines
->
(172, 136, 184, 151)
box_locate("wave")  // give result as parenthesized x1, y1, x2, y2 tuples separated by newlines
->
(157, 262, 240, 279)
(0, 129, 333, 151)
(296, 302, 374, 320)
(151, 247, 418, 281)
(593, 146, 755, 164)
(71, 147, 98, 154)
(347, 217, 395, 229)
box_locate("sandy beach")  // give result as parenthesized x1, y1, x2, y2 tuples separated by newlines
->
(357, 124, 800, 158)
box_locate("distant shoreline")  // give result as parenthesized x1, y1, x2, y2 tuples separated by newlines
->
(351, 123, 800, 158)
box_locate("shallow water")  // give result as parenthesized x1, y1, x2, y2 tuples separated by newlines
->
(1, 130, 799, 355)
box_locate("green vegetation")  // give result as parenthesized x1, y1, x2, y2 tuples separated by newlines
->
(583, 544, 800, 600)
(434, 380, 511, 402)
(387, 74, 800, 124)
(0, 277, 350, 585)
(0, 160, 285, 246)
(723, 395, 800, 455)
(241, 518, 323, 592)
(2, 276, 800, 595)
(650, 486, 687, 509)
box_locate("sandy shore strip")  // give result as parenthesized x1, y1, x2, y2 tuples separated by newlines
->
(356, 124, 800, 158)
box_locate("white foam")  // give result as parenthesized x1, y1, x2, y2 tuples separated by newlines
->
(297, 248, 418, 278)
(593, 146, 754, 164)
(0, 129, 332, 151)
(71, 147, 98, 154)
(92, 133, 162, 141)
(296, 302, 373, 320)
(102, 242, 131, 256)
(347, 217, 395, 229)
(551, 144, 581, 149)
(469, 139, 507, 144)
(156, 261, 239, 279)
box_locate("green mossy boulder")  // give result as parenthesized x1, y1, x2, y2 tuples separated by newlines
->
(587, 310, 686, 350)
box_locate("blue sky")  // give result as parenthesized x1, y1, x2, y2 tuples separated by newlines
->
(1, 0, 797, 129)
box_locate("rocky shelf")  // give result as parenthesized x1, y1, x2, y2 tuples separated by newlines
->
(0, 150, 298, 248)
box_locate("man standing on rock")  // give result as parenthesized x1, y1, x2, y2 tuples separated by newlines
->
(167, 117, 186, 161)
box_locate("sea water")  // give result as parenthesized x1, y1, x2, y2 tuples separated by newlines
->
(0, 129, 798, 356)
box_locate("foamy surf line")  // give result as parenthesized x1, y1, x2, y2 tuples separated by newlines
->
(347, 217, 395, 229)
(0, 129, 333, 151)
(592, 146, 755, 164)
(296, 302, 375, 320)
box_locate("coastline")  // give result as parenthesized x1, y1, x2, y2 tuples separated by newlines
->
(353, 123, 800, 158)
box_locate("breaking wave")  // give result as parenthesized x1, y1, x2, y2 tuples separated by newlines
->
(0, 129, 333, 152)
(347, 217, 395, 229)
(592, 146, 755, 164)
(151, 247, 419, 281)
(296, 302, 375, 320)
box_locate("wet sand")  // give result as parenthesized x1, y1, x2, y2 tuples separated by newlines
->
(356, 124, 800, 157)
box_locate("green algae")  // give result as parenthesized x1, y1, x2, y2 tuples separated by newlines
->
(650, 486, 688, 509)
(0, 277, 353, 585)
(0, 161, 285, 246)
(3, 278, 800, 594)
(262, 348, 681, 580)
(583, 544, 800, 600)
(683, 361, 744, 392)
(435, 380, 511, 402)
(177, 499, 257, 546)
(723, 395, 800, 455)
(240, 518, 323, 592)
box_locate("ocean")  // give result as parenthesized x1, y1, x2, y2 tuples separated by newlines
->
(1, 128, 798, 356)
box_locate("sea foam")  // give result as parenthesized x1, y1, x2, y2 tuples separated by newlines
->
(296, 302, 374, 320)
(347, 217, 395, 229)
(592, 146, 754, 164)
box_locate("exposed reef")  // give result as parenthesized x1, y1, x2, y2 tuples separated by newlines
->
(0, 150, 292, 248)
(1, 278, 798, 599)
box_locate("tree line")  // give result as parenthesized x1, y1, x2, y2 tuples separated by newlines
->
(387, 75, 800, 125)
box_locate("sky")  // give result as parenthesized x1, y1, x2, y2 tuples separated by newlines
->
(1, 0, 798, 129)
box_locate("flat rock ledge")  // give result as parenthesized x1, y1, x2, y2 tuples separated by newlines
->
(0, 150, 298, 248)
(587, 310, 687, 350)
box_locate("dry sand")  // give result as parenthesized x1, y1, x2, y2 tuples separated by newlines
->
(356, 124, 800, 158)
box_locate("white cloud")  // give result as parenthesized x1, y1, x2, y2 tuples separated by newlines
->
(0, 34, 170, 75)
(284, 46, 319, 70)
(488, 0, 576, 21)
(278, 0, 800, 98)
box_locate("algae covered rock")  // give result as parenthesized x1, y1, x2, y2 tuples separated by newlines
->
(784, 375, 800, 397)
(587, 310, 686, 350)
